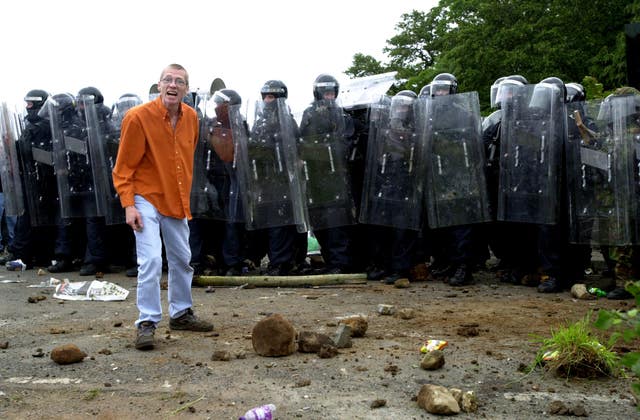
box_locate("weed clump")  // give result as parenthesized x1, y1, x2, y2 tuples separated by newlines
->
(533, 314, 618, 378)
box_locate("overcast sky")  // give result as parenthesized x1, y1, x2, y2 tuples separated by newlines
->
(1, 0, 436, 114)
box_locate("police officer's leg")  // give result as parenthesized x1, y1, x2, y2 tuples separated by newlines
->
(267, 225, 296, 274)
(83, 216, 108, 272)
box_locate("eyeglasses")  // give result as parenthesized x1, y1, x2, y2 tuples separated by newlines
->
(160, 76, 187, 87)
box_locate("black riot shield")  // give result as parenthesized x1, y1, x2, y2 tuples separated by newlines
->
(0, 103, 25, 216)
(298, 100, 356, 230)
(498, 84, 564, 224)
(48, 95, 100, 219)
(566, 98, 634, 245)
(235, 98, 308, 232)
(423, 92, 491, 228)
(190, 92, 230, 221)
(81, 95, 122, 224)
(359, 96, 425, 230)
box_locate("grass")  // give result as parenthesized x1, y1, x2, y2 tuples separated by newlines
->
(532, 313, 619, 378)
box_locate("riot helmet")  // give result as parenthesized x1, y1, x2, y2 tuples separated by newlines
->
(418, 84, 432, 98)
(261, 80, 288, 100)
(24, 89, 49, 122)
(494, 75, 528, 108)
(597, 88, 640, 126)
(566, 83, 585, 103)
(529, 76, 566, 111)
(313, 74, 339, 101)
(390, 90, 417, 129)
(149, 83, 160, 101)
(489, 77, 506, 109)
(430, 73, 458, 96)
(44, 92, 76, 124)
(113, 93, 142, 125)
(212, 89, 242, 106)
(24, 89, 49, 110)
(77, 86, 104, 104)
(212, 89, 242, 126)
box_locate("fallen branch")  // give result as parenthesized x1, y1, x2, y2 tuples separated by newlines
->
(194, 273, 367, 287)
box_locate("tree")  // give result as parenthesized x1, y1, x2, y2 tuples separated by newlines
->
(345, 53, 388, 78)
(348, 0, 635, 110)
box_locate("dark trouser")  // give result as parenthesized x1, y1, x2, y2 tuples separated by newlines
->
(367, 225, 417, 273)
(266, 225, 296, 267)
(222, 222, 245, 267)
(188, 218, 224, 266)
(314, 226, 350, 269)
(84, 216, 107, 265)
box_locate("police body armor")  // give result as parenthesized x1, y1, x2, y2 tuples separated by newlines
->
(234, 98, 307, 232)
(190, 92, 230, 221)
(566, 98, 635, 245)
(359, 96, 426, 230)
(16, 105, 57, 226)
(422, 91, 491, 228)
(298, 99, 356, 230)
(498, 84, 564, 224)
(80, 95, 122, 224)
(48, 96, 107, 219)
(0, 103, 25, 216)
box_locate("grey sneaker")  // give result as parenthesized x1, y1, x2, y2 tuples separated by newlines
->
(169, 308, 213, 332)
(135, 321, 156, 350)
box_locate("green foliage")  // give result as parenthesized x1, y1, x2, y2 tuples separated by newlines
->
(595, 280, 640, 402)
(532, 313, 618, 379)
(348, 0, 635, 111)
(345, 53, 388, 78)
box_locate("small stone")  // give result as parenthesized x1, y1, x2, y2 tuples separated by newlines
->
(370, 399, 386, 408)
(548, 400, 569, 415)
(0, 341, 9, 349)
(377, 304, 396, 315)
(396, 308, 416, 319)
(420, 350, 445, 370)
(50, 343, 87, 364)
(393, 278, 411, 288)
(211, 350, 231, 361)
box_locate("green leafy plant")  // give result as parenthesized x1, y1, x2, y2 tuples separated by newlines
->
(594, 280, 640, 401)
(533, 313, 618, 379)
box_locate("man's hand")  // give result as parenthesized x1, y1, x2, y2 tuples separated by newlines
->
(126, 206, 143, 232)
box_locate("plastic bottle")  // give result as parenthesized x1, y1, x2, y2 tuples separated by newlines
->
(588, 287, 607, 297)
(239, 404, 276, 420)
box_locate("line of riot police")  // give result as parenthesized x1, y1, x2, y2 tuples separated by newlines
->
(1, 74, 639, 299)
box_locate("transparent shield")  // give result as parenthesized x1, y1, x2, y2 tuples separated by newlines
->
(298, 100, 356, 230)
(237, 98, 307, 232)
(498, 84, 564, 224)
(0, 103, 25, 216)
(359, 96, 425, 230)
(423, 92, 491, 228)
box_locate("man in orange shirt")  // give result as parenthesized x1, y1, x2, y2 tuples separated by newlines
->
(113, 63, 213, 350)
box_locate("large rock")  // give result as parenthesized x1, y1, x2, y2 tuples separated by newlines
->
(50, 343, 87, 365)
(417, 384, 460, 415)
(252, 313, 297, 357)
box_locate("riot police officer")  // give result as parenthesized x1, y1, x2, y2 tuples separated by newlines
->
(298, 74, 356, 274)
(242, 80, 303, 275)
(423, 72, 488, 286)
(0, 89, 57, 268)
(360, 90, 423, 283)
(481, 75, 537, 285)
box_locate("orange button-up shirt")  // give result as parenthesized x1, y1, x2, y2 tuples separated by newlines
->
(112, 97, 199, 219)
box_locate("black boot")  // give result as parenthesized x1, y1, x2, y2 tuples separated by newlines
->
(449, 264, 473, 287)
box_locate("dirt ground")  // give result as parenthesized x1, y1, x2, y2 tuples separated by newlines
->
(0, 261, 638, 420)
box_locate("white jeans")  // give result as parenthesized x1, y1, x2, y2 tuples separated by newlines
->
(134, 195, 193, 327)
